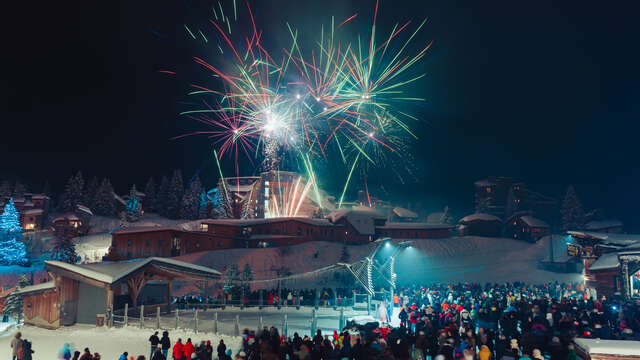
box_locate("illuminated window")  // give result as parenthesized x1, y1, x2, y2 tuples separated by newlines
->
(200, 223, 209, 232)
(486, 187, 492, 193)
(127, 240, 132, 246)
(25, 223, 35, 230)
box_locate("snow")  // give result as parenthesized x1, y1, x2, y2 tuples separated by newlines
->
(459, 213, 502, 223)
(574, 338, 640, 356)
(87, 214, 201, 234)
(0, 325, 242, 360)
(393, 207, 418, 219)
(427, 213, 445, 224)
(567, 231, 640, 247)
(588, 252, 620, 271)
(22, 209, 43, 215)
(327, 207, 386, 235)
(74, 233, 112, 263)
(519, 216, 549, 228)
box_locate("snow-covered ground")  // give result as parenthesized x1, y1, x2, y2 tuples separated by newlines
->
(87, 214, 203, 234)
(0, 325, 242, 359)
(73, 233, 111, 263)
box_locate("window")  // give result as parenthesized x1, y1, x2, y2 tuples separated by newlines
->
(200, 223, 209, 232)
(486, 187, 492, 193)
(158, 240, 163, 247)
(297, 227, 302, 236)
(145, 239, 149, 247)
(196, 242, 200, 248)
(127, 240, 132, 247)
(218, 240, 222, 247)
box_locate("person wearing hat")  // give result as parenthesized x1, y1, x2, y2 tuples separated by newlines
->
(234, 351, 246, 360)
(151, 346, 165, 360)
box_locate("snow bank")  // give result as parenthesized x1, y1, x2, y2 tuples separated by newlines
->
(0, 325, 242, 359)
(74, 233, 112, 263)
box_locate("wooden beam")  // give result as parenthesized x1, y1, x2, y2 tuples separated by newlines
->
(127, 272, 148, 308)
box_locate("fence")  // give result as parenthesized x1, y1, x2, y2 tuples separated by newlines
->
(109, 302, 353, 338)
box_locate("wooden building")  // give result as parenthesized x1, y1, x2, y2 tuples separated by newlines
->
(567, 231, 640, 299)
(104, 207, 454, 261)
(584, 220, 623, 234)
(457, 213, 503, 237)
(0, 193, 50, 231)
(505, 215, 549, 242)
(16, 258, 220, 329)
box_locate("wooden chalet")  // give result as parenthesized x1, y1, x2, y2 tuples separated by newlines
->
(505, 214, 549, 242)
(16, 258, 220, 329)
(457, 213, 502, 237)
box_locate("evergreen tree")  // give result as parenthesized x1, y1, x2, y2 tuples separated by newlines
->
(180, 176, 203, 220)
(84, 176, 100, 208)
(12, 182, 26, 199)
(143, 177, 157, 213)
(211, 187, 232, 219)
(157, 176, 170, 217)
(199, 191, 209, 219)
(166, 170, 184, 219)
(125, 185, 142, 222)
(505, 187, 519, 218)
(42, 180, 52, 199)
(241, 263, 253, 294)
(0, 199, 29, 266)
(51, 224, 77, 264)
(61, 171, 85, 212)
(561, 185, 585, 231)
(3, 274, 32, 323)
(339, 244, 350, 263)
(223, 264, 241, 298)
(94, 179, 116, 216)
(0, 181, 12, 199)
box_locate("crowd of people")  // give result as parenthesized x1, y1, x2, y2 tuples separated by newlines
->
(9, 282, 640, 360)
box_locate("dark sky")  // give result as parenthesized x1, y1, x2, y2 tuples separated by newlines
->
(2, 1, 639, 227)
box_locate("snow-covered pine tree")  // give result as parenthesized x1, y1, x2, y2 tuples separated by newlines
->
(167, 170, 184, 219)
(180, 176, 203, 220)
(199, 191, 209, 219)
(83, 176, 100, 209)
(0, 198, 29, 266)
(93, 178, 116, 216)
(143, 177, 157, 213)
(561, 185, 586, 231)
(210, 188, 232, 219)
(241, 263, 253, 294)
(61, 171, 85, 212)
(125, 185, 142, 222)
(3, 274, 32, 323)
(51, 224, 77, 264)
(157, 176, 170, 217)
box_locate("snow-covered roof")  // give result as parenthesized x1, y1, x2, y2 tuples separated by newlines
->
(45, 257, 221, 285)
(327, 207, 386, 235)
(31, 194, 48, 199)
(202, 217, 333, 227)
(393, 207, 418, 218)
(519, 216, 549, 228)
(567, 231, 640, 247)
(23, 209, 43, 215)
(588, 252, 620, 271)
(574, 338, 640, 356)
(112, 192, 126, 205)
(224, 182, 257, 193)
(14, 282, 55, 296)
(474, 180, 496, 187)
(459, 213, 502, 224)
(112, 226, 182, 235)
(52, 214, 80, 222)
(427, 212, 445, 224)
(76, 204, 94, 216)
(584, 220, 623, 230)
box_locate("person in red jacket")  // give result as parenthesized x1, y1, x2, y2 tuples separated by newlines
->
(183, 338, 195, 360)
(173, 338, 185, 360)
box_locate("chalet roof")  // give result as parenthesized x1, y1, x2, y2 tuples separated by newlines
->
(202, 217, 333, 227)
(474, 179, 496, 187)
(327, 207, 386, 235)
(426, 212, 445, 224)
(584, 220, 623, 230)
(45, 257, 221, 285)
(377, 222, 454, 230)
(76, 204, 94, 216)
(393, 207, 418, 218)
(14, 282, 55, 296)
(567, 231, 640, 248)
(588, 253, 620, 271)
(52, 214, 80, 222)
(23, 209, 43, 215)
(111, 226, 182, 235)
(519, 216, 549, 228)
(223, 182, 257, 193)
(574, 338, 640, 356)
(459, 213, 502, 224)
(31, 194, 48, 200)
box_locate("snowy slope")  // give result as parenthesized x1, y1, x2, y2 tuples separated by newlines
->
(176, 235, 581, 290)
(0, 325, 242, 360)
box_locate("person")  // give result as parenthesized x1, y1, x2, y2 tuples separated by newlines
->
(79, 347, 92, 360)
(11, 332, 23, 360)
(118, 352, 128, 360)
(21, 339, 34, 360)
(235, 351, 246, 360)
(92, 353, 101, 360)
(220, 349, 232, 360)
(173, 338, 185, 360)
(59, 343, 72, 360)
(72, 351, 80, 360)
(183, 338, 195, 360)
(204, 340, 213, 360)
(161, 331, 171, 359)
(149, 331, 160, 359)
(217, 340, 227, 359)
(151, 346, 165, 360)
(137, 356, 146, 360)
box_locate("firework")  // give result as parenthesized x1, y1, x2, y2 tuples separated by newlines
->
(170, 0, 431, 207)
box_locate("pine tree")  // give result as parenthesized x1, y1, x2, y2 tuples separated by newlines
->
(94, 179, 116, 216)
(180, 176, 203, 220)
(561, 185, 585, 231)
(51, 224, 77, 264)
(241, 263, 253, 294)
(211, 188, 232, 219)
(0, 199, 29, 266)
(167, 170, 184, 219)
(42, 180, 52, 199)
(61, 171, 85, 212)
(143, 177, 157, 213)
(505, 187, 519, 218)
(12, 182, 26, 199)
(339, 244, 350, 263)
(84, 176, 100, 208)
(157, 176, 170, 217)
(3, 274, 32, 323)
(125, 185, 142, 222)
(199, 191, 209, 219)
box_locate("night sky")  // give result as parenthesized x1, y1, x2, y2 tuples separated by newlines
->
(2, 1, 639, 228)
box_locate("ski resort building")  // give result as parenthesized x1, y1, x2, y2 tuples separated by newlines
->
(474, 177, 556, 221)
(0, 193, 50, 231)
(15, 258, 220, 329)
(104, 208, 453, 261)
(504, 214, 550, 242)
(567, 231, 640, 299)
(457, 213, 503, 237)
